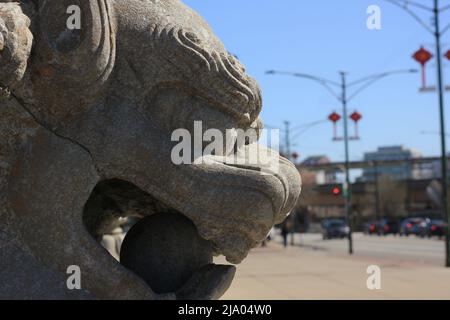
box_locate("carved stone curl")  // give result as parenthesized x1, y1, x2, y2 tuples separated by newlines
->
(0, 1, 32, 98)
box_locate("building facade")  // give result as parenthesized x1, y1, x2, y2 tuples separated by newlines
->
(360, 146, 427, 182)
(300, 155, 337, 185)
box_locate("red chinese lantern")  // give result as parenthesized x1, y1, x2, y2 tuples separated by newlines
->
(328, 112, 341, 123)
(328, 112, 341, 140)
(413, 46, 433, 65)
(445, 50, 450, 61)
(413, 46, 433, 89)
(291, 152, 299, 162)
(350, 111, 362, 122)
(350, 111, 362, 139)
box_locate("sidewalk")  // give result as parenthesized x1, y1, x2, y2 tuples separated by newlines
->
(217, 241, 450, 300)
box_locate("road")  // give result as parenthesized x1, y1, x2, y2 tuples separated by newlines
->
(217, 234, 450, 299)
(293, 232, 446, 266)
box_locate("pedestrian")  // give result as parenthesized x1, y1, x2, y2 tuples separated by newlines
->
(281, 222, 290, 248)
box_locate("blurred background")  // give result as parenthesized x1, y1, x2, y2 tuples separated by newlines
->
(179, 0, 450, 299)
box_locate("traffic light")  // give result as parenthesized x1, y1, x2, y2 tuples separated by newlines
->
(331, 186, 342, 196)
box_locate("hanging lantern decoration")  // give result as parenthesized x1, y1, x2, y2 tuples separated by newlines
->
(328, 111, 341, 140)
(412, 46, 433, 89)
(350, 111, 362, 140)
(445, 50, 450, 61)
(291, 152, 299, 162)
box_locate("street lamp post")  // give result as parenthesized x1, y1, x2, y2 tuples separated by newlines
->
(434, 0, 450, 268)
(340, 71, 353, 254)
(266, 69, 417, 255)
(283, 120, 297, 246)
(385, 0, 450, 267)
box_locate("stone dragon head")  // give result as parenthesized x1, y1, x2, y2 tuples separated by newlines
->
(0, 0, 301, 299)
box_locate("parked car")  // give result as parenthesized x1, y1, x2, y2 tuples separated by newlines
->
(364, 221, 379, 235)
(416, 218, 431, 238)
(400, 218, 425, 236)
(322, 219, 349, 240)
(377, 219, 400, 236)
(419, 219, 447, 239)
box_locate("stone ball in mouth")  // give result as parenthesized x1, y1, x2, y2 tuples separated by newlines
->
(120, 212, 214, 294)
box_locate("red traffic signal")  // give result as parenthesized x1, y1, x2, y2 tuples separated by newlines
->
(332, 186, 342, 196)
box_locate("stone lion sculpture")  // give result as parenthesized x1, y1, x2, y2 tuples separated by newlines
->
(0, 0, 301, 299)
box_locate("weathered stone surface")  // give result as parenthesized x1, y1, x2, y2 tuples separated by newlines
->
(0, 0, 302, 300)
(176, 264, 237, 300)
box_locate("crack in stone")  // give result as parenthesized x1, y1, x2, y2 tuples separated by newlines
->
(8, 92, 100, 175)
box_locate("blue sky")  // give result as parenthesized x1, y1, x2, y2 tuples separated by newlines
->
(183, 0, 450, 162)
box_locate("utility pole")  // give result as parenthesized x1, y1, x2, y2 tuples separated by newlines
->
(284, 121, 291, 161)
(386, 0, 450, 267)
(266, 68, 417, 255)
(283, 120, 296, 246)
(340, 72, 353, 254)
